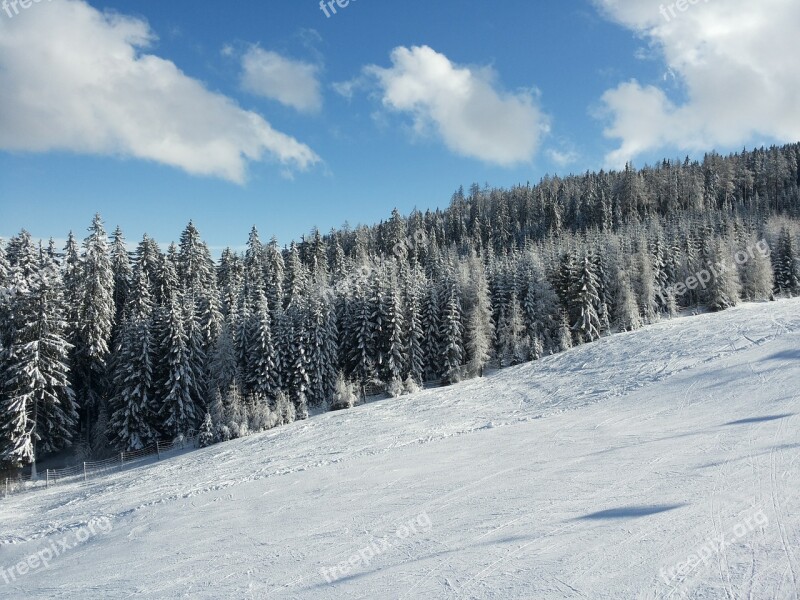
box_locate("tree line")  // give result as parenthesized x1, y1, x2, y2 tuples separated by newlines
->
(2, 143, 800, 468)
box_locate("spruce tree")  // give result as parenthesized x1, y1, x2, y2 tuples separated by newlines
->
(1, 242, 77, 467)
(571, 254, 602, 343)
(773, 228, 800, 296)
(739, 236, 774, 301)
(463, 252, 493, 377)
(403, 266, 426, 384)
(109, 265, 157, 450)
(438, 274, 465, 385)
(74, 214, 115, 442)
(245, 292, 280, 406)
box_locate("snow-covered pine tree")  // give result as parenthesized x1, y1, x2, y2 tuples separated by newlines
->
(74, 214, 116, 443)
(591, 246, 613, 332)
(264, 237, 285, 316)
(209, 320, 239, 397)
(773, 227, 800, 296)
(739, 235, 774, 301)
(348, 269, 377, 384)
(634, 244, 658, 324)
(156, 257, 198, 438)
(305, 290, 338, 407)
(61, 232, 82, 346)
(383, 267, 406, 386)
(570, 254, 603, 343)
(521, 254, 561, 355)
(613, 265, 642, 332)
(109, 265, 157, 450)
(284, 242, 309, 309)
(498, 291, 527, 366)
(274, 390, 295, 426)
(403, 265, 426, 384)
(183, 297, 208, 414)
(286, 298, 311, 415)
(421, 278, 441, 381)
(705, 238, 741, 311)
(463, 251, 493, 377)
(110, 226, 131, 342)
(244, 227, 265, 296)
(1, 241, 77, 468)
(438, 271, 465, 385)
(178, 222, 221, 352)
(218, 248, 244, 323)
(245, 291, 280, 406)
(198, 412, 215, 448)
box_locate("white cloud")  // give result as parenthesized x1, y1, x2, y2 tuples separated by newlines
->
(0, 0, 318, 183)
(595, 0, 800, 168)
(240, 48, 322, 113)
(547, 148, 579, 167)
(365, 46, 546, 166)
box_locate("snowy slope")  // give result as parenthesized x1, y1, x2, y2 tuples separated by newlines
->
(2, 299, 800, 599)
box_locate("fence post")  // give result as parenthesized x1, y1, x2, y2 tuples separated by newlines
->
(46, 470, 49, 489)
(83, 462, 87, 483)
(4, 478, 7, 498)
(156, 441, 161, 460)
(120, 452, 124, 471)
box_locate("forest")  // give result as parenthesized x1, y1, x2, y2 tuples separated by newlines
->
(2, 143, 800, 468)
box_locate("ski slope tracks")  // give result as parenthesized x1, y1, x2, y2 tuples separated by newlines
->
(1, 299, 799, 599)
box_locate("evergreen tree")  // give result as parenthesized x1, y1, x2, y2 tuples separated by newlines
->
(614, 266, 643, 332)
(1, 243, 77, 467)
(706, 239, 741, 311)
(421, 281, 441, 381)
(74, 214, 115, 443)
(198, 412, 215, 448)
(209, 321, 239, 398)
(305, 291, 338, 407)
(498, 292, 527, 366)
(109, 265, 157, 450)
(403, 266, 426, 384)
(110, 226, 131, 340)
(463, 253, 493, 377)
(438, 274, 465, 384)
(383, 271, 406, 385)
(570, 254, 603, 343)
(739, 236, 774, 301)
(521, 256, 560, 355)
(156, 262, 198, 437)
(245, 292, 280, 406)
(773, 228, 800, 296)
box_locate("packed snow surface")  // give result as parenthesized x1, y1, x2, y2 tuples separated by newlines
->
(2, 299, 800, 599)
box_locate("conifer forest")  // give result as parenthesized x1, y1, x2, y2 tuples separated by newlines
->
(2, 144, 800, 467)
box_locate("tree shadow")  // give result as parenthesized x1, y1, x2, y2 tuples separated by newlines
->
(765, 349, 800, 361)
(696, 443, 800, 469)
(575, 504, 687, 520)
(723, 414, 794, 426)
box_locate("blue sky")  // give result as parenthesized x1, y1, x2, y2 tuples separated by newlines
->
(1, 0, 798, 251)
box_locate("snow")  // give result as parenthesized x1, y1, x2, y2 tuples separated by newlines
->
(2, 299, 799, 599)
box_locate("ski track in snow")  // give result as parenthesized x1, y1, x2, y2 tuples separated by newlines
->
(1, 299, 799, 599)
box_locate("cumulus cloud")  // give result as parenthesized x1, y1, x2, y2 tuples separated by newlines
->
(365, 46, 546, 166)
(547, 148, 579, 168)
(240, 48, 322, 113)
(0, 0, 319, 183)
(595, 0, 800, 168)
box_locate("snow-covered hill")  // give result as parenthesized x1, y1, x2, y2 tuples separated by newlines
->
(2, 299, 800, 599)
